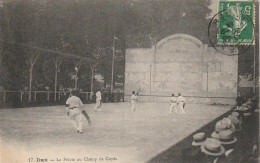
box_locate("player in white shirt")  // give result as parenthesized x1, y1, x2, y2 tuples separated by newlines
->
(95, 89, 102, 111)
(169, 94, 178, 114)
(130, 91, 138, 112)
(66, 90, 84, 134)
(177, 93, 186, 115)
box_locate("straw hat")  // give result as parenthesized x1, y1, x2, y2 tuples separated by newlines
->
(222, 118, 231, 126)
(228, 114, 236, 121)
(201, 138, 225, 156)
(211, 120, 228, 139)
(211, 132, 220, 139)
(228, 112, 243, 131)
(231, 112, 239, 118)
(218, 130, 237, 145)
(221, 118, 235, 132)
(192, 132, 206, 146)
(215, 120, 227, 131)
(243, 112, 252, 117)
(211, 118, 235, 139)
(228, 115, 240, 125)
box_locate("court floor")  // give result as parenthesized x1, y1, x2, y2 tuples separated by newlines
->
(0, 102, 231, 163)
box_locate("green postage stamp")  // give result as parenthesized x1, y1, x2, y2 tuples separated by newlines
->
(218, 0, 255, 45)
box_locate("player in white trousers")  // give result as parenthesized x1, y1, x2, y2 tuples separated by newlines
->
(66, 90, 84, 134)
(169, 94, 178, 114)
(95, 89, 102, 111)
(131, 91, 138, 112)
(177, 93, 186, 115)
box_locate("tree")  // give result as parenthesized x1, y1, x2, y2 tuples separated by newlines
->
(52, 55, 63, 101)
(90, 47, 109, 93)
(25, 48, 40, 102)
(1, 0, 214, 97)
(73, 59, 82, 90)
(89, 62, 98, 93)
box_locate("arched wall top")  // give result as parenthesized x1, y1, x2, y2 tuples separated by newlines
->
(156, 34, 204, 49)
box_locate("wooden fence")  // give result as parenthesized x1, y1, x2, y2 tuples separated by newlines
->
(0, 91, 92, 103)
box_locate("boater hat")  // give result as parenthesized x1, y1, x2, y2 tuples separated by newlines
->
(192, 132, 206, 146)
(211, 132, 220, 139)
(228, 115, 242, 132)
(211, 120, 227, 139)
(201, 138, 225, 156)
(218, 130, 237, 145)
(231, 112, 239, 118)
(243, 112, 252, 117)
(211, 119, 235, 139)
(222, 118, 235, 132)
(221, 118, 231, 126)
(228, 115, 240, 125)
(228, 115, 238, 121)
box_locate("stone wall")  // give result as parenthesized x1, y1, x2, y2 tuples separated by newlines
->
(124, 34, 238, 104)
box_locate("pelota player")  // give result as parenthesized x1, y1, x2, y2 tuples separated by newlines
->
(177, 93, 186, 115)
(66, 90, 84, 134)
(94, 89, 102, 111)
(169, 94, 178, 115)
(130, 91, 138, 112)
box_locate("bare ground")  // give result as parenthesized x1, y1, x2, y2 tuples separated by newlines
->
(0, 102, 231, 163)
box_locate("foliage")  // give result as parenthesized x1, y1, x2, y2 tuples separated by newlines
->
(0, 0, 220, 92)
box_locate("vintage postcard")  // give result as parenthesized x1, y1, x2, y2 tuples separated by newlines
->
(0, 0, 259, 163)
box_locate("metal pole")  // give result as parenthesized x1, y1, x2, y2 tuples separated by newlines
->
(206, 64, 209, 97)
(3, 91, 5, 102)
(111, 36, 115, 94)
(75, 69, 78, 90)
(153, 44, 156, 91)
(29, 66, 33, 102)
(253, 44, 256, 93)
(150, 65, 152, 94)
(20, 91, 23, 103)
(47, 92, 50, 101)
(54, 67, 58, 101)
(90, 67, 94, 98)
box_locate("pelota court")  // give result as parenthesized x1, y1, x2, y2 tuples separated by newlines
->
(0, 102, 231, 163)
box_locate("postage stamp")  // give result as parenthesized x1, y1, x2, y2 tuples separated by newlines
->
(218, 0, 255, 45)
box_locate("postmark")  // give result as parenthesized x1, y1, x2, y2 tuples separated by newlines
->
(218, 0, 255, 45)
(207, 0, 256, 55)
